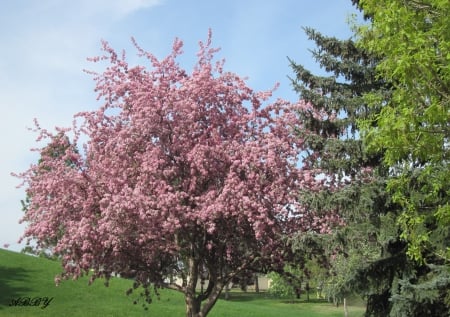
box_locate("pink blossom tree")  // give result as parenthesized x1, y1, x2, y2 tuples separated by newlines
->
(16, 32, 337, 317)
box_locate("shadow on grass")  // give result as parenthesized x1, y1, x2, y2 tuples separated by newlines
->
(0, 266, 34, 310)
(279, 298, 329, 304)
(219, 291, 270, 302)
(220, 291, 331, 305)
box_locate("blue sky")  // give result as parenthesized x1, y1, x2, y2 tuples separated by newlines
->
(0, 0, 359, 251)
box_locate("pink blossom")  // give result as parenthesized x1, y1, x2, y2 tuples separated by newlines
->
(15, 31, 339, 317)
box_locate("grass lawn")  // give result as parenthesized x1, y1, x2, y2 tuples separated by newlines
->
(0, 248, 365, 316)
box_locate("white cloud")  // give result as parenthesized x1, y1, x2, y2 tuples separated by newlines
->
(103, 0, 162, 16)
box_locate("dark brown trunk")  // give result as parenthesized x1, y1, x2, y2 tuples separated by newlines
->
(185, 253, 200, 317)
(184, 255, 224, 317)
(185, 283, 223, 317)
(254, 274, 259, 293)
(305, 281, 310, 302)
(185, 295, 201, 317)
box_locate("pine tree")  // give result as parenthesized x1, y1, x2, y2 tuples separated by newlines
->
(289, 25, 449, 316)
(289, 26, 393, 315)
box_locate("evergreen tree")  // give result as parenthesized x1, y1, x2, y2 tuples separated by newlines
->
(289, 23, 450, 316)
(289, 26, 392, 315)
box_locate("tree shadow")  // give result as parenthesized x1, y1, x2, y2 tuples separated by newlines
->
(219, 291, 271, 302)
(0, 266, 34, 309)
(279, 298, 327, 304)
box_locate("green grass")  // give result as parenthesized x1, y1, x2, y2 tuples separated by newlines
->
(0, 249, 365, 316)
(210, 292, 366, 317)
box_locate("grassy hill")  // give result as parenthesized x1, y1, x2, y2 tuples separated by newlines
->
(0, 248, 179, 317)
(0, 248, 365, 316)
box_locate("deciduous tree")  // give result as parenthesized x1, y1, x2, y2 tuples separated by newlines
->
(15, 32, 335, 317)
(358, 0, 450, 263)
(355, 2, 450, 314)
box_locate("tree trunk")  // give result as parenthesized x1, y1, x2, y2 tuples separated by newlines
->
(295, 287, 301, 299)
(254, 274, 259, 293)
(343, 297, 349, 317)
(184, 255, 224, 317)
(333, 296, 339, 307)
(224, 282, 230, 300)
(185, 282, 224, 317)
(305, 281, 310, 302)
(185, 295, 201, 317)
(185, 256, 200, 316)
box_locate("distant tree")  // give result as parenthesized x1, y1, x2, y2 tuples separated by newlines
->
(15, 33, 337, 317)
(268, 239, 327, 303)
(230, 269, 255, 292)
(268, 264, 304, 301)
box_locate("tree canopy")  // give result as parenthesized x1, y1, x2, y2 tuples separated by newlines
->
(15, 32, 340, 317)
(357, 0, 450, 263)
(290, 9, 450, 313)
(353, 1, 450, 314)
